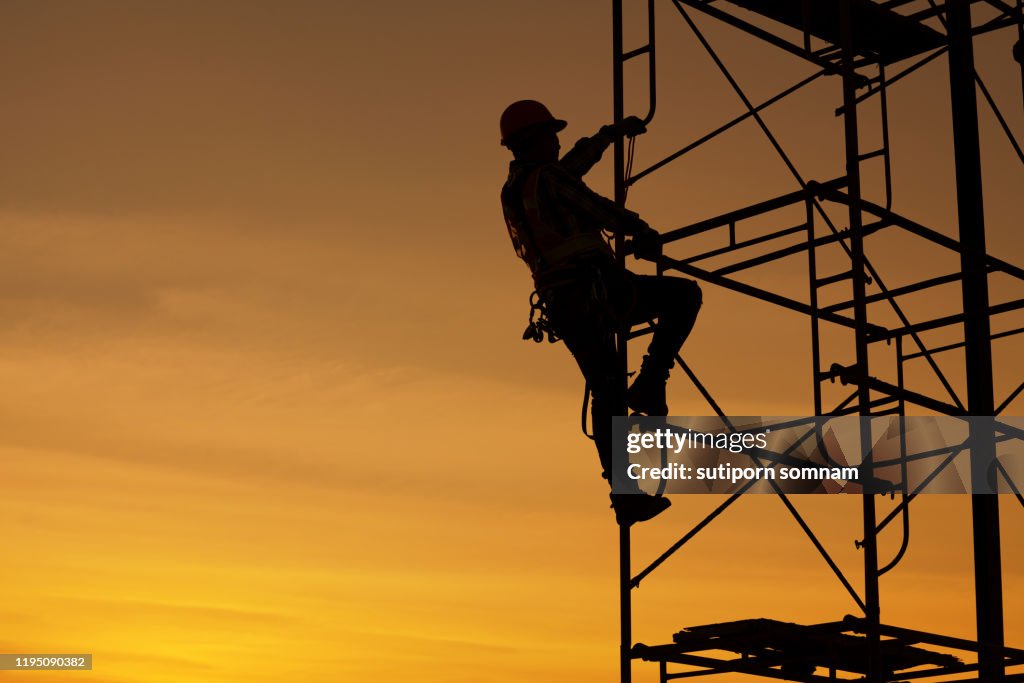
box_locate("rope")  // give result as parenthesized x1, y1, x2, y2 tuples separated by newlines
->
(624, 134, 637, 202)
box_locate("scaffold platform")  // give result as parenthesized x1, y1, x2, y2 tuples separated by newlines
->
(634, 616, 1024, 681)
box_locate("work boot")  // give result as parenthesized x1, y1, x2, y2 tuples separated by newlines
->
(627, 356, 670, 416)
(610, 493, 671, 526)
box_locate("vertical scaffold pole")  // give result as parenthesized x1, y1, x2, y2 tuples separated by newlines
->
(838, 2, 881, 680)
(947, 1, 1005, 679)
(612, 3, 632, 683)
(619, 524, 631, 683)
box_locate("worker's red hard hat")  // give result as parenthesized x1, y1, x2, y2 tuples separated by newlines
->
(500, 100, 567, 146)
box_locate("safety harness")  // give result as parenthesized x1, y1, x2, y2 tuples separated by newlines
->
(503, 165, 616, 343)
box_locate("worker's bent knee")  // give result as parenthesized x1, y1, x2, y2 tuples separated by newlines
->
(691, 280, 703, 310)
(664, 276, 700, 297)
(674, 279, 702, 312)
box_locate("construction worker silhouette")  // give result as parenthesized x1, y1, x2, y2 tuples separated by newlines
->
(500, 100, 702, 525)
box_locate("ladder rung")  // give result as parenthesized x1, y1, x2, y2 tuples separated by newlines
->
(872, 406, 905, 416)
(829, 396, 900, 416)
(621, 44, 651, 61)
(815, 270, 855, 288)
(858, 148, 887, 162)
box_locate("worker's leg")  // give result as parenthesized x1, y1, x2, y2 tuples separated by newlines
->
(545, 282, 672, 524)
(625, 274, 702, 415)
(547, 293, 620, 477)
(630, 273, 702, 367)
(559, 320, 671, 522)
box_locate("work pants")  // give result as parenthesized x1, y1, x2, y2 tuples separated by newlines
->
(544, 270, 702, 481)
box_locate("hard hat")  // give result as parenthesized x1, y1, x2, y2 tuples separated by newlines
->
(500, 100, 567, 146)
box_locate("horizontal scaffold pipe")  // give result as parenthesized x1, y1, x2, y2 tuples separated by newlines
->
(818, 187, 1024, 281)
(847, 616, 1024, 660)
(712, 224, 886, 277)
(822, 271, 972, 313)
(902, 325, 1024, 361)
(651, 254, 888, 336)
(873, 431, 1019, 470)
(659, 177, 847, 244)
(677, 222, 808, 267)
(868, 298, 1024, 342)
(829, 364, 963, 415)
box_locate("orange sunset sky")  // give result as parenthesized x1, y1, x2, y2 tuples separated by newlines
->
(1, 2, 1022, 682)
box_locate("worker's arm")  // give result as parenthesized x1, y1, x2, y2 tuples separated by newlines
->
(559, 116, 648, 179)
(558, 131, 614, 179)
(540, 164, 652, 237)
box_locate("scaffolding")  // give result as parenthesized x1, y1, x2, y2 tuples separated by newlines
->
(609, 1, 1024, 681)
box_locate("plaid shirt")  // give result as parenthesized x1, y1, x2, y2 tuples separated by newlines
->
(502, 130, 647, 288)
